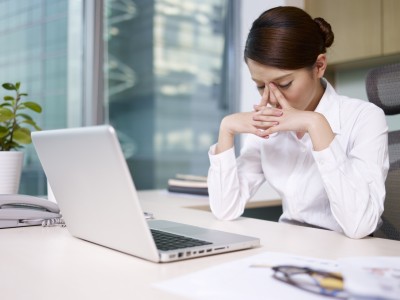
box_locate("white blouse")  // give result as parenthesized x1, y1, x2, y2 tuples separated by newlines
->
(208, 81, 389, 239)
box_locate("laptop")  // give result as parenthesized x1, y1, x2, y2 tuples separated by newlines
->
(32, 125, 260, 262)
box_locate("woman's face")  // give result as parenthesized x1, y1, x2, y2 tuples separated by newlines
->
(246, 56, 326, 111)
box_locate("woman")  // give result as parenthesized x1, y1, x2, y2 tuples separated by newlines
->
(207, 6, 389, 239)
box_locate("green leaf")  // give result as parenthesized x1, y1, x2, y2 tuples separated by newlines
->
(17, 113, 33, 120)
(3, 95, 14, 101)
(21, 101, 42, 113)
(21, 119, 42, 131)
(15, 82, 20, 90)
(21, 119, 36, 126)
(2, 83, 15, 90)
(0, 102, 12, 108)
(13, 127, 32, 144)
(3, 141, 23, 151)
(0, 126, 9, 138)
(0, 107, 14, 122)
(19, 93, 28, 96)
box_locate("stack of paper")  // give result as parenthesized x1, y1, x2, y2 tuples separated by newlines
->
(167, 174, 208, 196)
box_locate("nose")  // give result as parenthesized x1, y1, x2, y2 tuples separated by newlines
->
(269, 88, 278, 108)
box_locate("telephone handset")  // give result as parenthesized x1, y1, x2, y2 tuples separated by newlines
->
(0, 194, 63, 229)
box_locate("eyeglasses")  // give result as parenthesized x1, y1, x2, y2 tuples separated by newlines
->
(272, 265, 348, 299)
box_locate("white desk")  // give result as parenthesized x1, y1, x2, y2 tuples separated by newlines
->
(1, 190, 399, 300)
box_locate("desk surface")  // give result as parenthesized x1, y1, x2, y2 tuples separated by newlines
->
(1, 190, 400, 300)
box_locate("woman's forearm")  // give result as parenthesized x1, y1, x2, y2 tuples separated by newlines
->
(215, 117, 235, 154)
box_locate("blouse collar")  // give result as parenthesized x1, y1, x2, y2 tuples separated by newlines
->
(314, 79, 341, 135)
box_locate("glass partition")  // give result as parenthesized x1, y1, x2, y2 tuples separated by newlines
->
(104, 0, 238, 189)
(0, 0, 84, 195)
(0, 0, 239, 194)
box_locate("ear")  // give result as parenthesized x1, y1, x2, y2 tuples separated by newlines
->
(314, 54, 327, 79)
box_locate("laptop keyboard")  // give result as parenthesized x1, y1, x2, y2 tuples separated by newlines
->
(151, 229, 212, 251)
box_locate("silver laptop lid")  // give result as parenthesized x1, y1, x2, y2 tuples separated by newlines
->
(32, 125, 159, 261)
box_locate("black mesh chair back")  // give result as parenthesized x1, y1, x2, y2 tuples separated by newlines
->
(366, 62, 400, 240)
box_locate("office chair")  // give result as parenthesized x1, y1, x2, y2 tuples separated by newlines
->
(365, 62, 400, 240)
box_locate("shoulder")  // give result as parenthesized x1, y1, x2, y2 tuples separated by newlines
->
(338, 95, 385, 124)
(340, 94, 383, 113)
(331, 93, 388, 137)
(325, 82, 386, 123)
(319, 82, 387, 135)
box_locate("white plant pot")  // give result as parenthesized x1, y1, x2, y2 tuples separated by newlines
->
(0, 151, 24, 194)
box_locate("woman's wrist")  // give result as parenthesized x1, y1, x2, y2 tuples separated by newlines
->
(215, 117, 235, 154)
(307, 112, 335, 151)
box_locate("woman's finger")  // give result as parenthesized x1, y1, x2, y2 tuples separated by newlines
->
(252, 128, 270, 139)
(253, 106, 283, 117)
(259, 85, 270, 107)
(269, 83, 290, 109)
(252, 120, 279, 129)
(253, 104, 265, 112)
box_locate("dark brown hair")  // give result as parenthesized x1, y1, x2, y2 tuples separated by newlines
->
(244, 6, 334, 70)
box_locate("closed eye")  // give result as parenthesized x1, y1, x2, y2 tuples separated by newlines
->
(256, 85, 265, 91)
(278, 81, 292, 89)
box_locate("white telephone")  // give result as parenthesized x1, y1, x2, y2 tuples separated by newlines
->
(0, 194, 63, 229)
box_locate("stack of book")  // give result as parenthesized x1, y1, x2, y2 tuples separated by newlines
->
(167, 174, 208, 196)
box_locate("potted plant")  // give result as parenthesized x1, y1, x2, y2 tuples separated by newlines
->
(0, 82, 42, 194)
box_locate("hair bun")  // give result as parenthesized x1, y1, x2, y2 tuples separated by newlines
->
(314, 17, 334, 48)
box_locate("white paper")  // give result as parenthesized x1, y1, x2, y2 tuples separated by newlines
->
(339, 256, 400, 300)
(154, 252, 340, 300)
